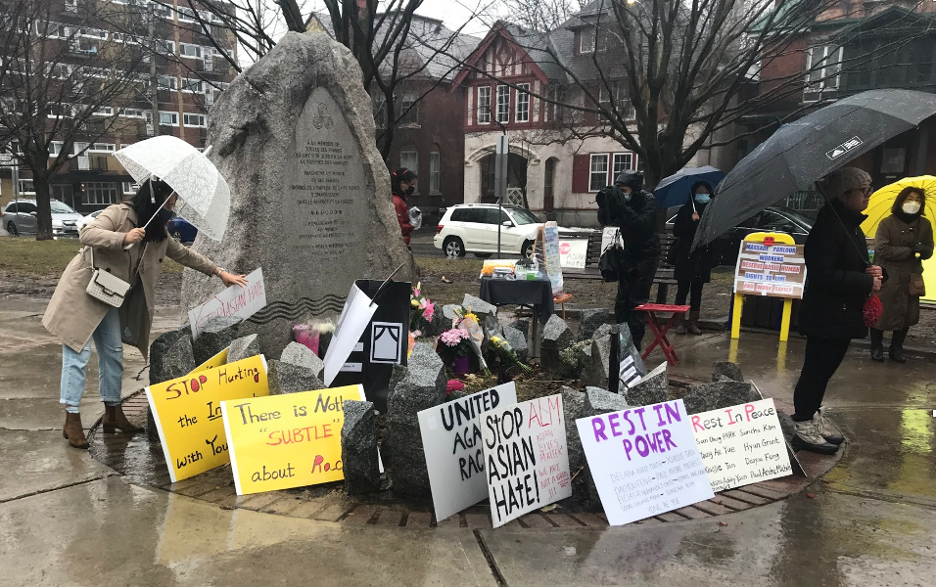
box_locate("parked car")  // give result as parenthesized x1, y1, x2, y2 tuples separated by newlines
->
(665, 205, 813, 266)
(168, 215, 197, 244)
(2, 199, 83, 238)
(77, 209, 104, 231)
(434, 203, 549, 258)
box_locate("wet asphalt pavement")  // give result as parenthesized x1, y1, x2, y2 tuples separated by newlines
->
(1, 294, 935, 586)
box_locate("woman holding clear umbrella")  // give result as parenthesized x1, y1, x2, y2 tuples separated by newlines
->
(870, 187, 933, 363)
(43, 179, 247, 449)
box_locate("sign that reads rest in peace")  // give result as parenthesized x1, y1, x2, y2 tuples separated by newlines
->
(222, 385, 365, 495)
(691, 398, 793, 492)
(481, 394, 572, 528)
(146, 355, 270, 483)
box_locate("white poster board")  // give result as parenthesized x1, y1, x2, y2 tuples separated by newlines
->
(418, 383, 518, 522)
(691, 398, 793, 491)
(481, 394, 572, 528)
(323, 283, 377, 386)
(558, 239, 589, 269)
(542, 222, 564, 295)
(188, 268, 266, 341)
(576, 399, 714, 525)
(600, 227, 623, 252)
(733, 241, 807, 299)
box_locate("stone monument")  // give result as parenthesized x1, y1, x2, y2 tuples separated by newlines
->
(181, 32, 417, 357)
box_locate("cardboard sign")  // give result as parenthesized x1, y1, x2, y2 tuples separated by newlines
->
(192, 348, 229, 374)
(481, 394, 572, 528)
(733, 242, 806, 299)
(576, 399, 713, 525)
(188, 268, 267, 340)
(558, 239, 588, 269)
(418, 383, 518, 521)
(146, 355, 270, 483)
(692, 399, 793, 491)
(222, 385, 365, 495)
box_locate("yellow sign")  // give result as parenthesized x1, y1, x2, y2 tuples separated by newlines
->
(222, 385, 365, 495)
(191, 347, 229, 374)
(146, 355, 270, 483)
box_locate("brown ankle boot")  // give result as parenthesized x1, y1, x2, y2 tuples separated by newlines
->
(63, 412, 89, 449)
(103, 404, 143, 434)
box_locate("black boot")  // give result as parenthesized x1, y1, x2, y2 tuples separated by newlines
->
(870, 328, 885, 362)
(889, 328, 908, 363)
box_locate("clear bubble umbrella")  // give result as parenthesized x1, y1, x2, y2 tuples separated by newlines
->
(115, 135, 229, 242)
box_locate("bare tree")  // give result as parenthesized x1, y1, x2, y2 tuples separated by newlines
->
(463, 0, 931, 188)
(499, 0, 586, 32)
(0, 0, 149, 240)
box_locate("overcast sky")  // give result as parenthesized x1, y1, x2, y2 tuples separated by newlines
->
(307, 0, 503, 37)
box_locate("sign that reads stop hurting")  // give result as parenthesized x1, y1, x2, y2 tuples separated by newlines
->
(146, 355, 270, 483)
(222, 385, 365, 495)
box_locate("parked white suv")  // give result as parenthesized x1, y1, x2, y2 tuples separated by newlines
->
(434, 203, 544, 258)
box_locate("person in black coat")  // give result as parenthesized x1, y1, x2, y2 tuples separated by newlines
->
(596, 170, 661, 349)
(793, 167, 883, 454)
(673, 181, 717, 334)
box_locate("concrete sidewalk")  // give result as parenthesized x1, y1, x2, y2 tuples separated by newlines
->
(2, 295, 935, 586)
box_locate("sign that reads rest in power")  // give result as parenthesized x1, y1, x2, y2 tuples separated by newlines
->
(146, 355, 270, 483)
(222, 385, 365, 495)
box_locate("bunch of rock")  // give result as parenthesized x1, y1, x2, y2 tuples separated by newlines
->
(681, 380, 761, 415)
(577, 308, 615, 341)
(541, 315, 574, 377)
(624, 362, 669, 407)
(341, 400, 380, 495)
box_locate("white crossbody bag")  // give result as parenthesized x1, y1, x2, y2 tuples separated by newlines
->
(85, 247, 132, 307)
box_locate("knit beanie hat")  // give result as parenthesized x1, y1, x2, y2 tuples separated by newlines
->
(817, 167, 871, 199)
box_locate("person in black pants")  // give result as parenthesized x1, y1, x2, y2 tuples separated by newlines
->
(793, 167, 883, 454)
(673, 181, 716, 335)
(596, 171, 660, 350)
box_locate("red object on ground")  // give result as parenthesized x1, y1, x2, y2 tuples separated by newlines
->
(446, 379, 466, 393)
(634, 303, 692, 366)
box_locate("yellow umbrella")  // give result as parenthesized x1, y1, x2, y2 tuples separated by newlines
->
(861, 175, 936, 303)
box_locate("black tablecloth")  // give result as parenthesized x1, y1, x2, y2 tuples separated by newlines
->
(479, 277, 555, 323)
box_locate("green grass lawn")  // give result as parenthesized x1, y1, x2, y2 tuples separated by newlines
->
(0, 236, 183, 277)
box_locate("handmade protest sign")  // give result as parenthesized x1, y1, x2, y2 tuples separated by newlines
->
(691, 399, 792, 491)
(481, 394, 572, 528)
(222, 384, 365, 495)
(576, 399, 713, 525)
(146, 355, 269, 482)
(418, 383, 518, 521)
(191, 348, 229, 374)
(188, 268, 267, 340)
(558, 238, 588, 269)
(733, 240, 806, 299)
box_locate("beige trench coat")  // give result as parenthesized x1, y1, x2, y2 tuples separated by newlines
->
(43, 204, 217, 360)
(873, 214, 934, 332)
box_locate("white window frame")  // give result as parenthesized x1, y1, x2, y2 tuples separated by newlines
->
(400, 151, 419, 175)
(580, 28, 596, 54)
(805, 45, 843, 93)
(182, 113, 206, 127)
(177, 6, 196, 22)
(157, 75, 177, 91)
(612, 153, 634, 179)
(18, 179, 36, 195)
(589, 153, 609, 192)
(399, 92, 418, 124)
(179, 43, 202, 59)
(89, 143, 115, 153)
(515, 83, 530, 123)
(156, 40, 174, 56)
(92, 106, 114, 117)
(477, 86, 491, 124)
(84, 182, 119, 205)
(429, 151, 441, 194)
(78, 27, 107, 40)
(122, 182, 139, 195)
(121, 108, 144, 118)
(65, 0, 78, 12)
(49, 141, 64, 156)
(158, 111, 179, 126)
(181, 78, 204, 94)
(496, 84, 510, 123)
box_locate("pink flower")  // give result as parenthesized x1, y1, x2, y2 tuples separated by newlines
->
(440, 328, 468, 347)
(422, 301, 435, 321)
(446, 379, 465, 394)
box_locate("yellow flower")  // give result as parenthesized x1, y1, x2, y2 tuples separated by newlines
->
(411, 299, 419, 308)
(465, 312, 478, 324)
(491, 336, 503, 344)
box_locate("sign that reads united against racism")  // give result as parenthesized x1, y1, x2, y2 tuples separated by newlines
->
(576, 399, 713, 525)
(691, 398, 793, 491)
(222, 385, 365, 495)
(481, 394, 572, 528)
(146, 355, 270, 482)
(418, 383, 518, 522)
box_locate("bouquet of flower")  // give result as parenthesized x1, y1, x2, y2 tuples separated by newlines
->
(458, 316, 490, 376)
(410, 282, 436, 333)
(437, 327, 473, 362)
(488, 335, 531, 373)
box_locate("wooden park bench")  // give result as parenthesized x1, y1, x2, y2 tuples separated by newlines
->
(559, 229, 678, 304)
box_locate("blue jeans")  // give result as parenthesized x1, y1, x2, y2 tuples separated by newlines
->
(60, 307, 124, 413)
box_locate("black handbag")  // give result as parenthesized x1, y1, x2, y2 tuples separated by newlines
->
(666, 237, 681, 266)
(599, 229, 623, 282)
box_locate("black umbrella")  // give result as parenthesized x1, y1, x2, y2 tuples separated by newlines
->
(693, 89, 936, 249)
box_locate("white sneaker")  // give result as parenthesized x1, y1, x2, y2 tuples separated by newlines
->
(815, 406, 844, 445)
(791, 417, 839, 455)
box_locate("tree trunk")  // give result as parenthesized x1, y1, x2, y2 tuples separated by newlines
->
(33, 172, 54, 242)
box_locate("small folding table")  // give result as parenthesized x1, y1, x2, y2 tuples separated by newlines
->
(634, 303, 691, 366)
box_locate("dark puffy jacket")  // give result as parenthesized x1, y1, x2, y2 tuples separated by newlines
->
(597, 184, 660, 268)
(672, 200, 715, 283)
(799, 199, 874, 339)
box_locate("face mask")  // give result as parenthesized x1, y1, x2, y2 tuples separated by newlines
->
(694, 193, 711, 204)
(902, 201, 921, 215)
(405, 186, 415, 196)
